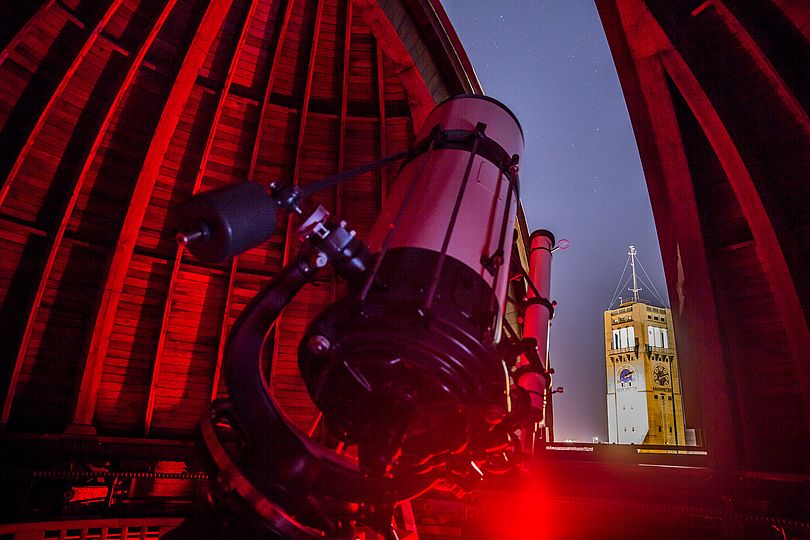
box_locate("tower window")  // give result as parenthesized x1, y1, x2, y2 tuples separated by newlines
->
(658, 426, 662, 432)
(669, 427, 672, 433)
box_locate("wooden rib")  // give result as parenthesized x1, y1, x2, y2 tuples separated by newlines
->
(661, 49, 810, 431)
(0, 0, 180, 426)
(209, 0, 297, 401)
(0, 0, 126, 208)
(272, 0, 326, 371)
(248, 0, 297, 180)
(353, 0, 434, 131)
(328, 0, 352, 302)
(144, 0, 258, 435)
(375, 35, 387, 205)
(141, 254, 180, 434)
(336, 0, 352, 212)
(333, 0, 352, 220)
(699, 0, 810, 135)
(0, 0, 59, 66)
(211, 258, 238, 401)
(71, 0, 235, 428)
(289, 0, 325, 190)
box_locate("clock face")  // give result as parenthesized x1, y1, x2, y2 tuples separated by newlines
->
(654, 364, 670, 386)
(618, 366, 634, 384)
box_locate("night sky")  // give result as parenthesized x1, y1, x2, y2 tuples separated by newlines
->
(443, 0, 669, 441)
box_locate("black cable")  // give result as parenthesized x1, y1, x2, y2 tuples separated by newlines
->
(298, 148, 414, 198)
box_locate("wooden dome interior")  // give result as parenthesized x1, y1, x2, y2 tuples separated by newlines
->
(0, 0, 480, 437)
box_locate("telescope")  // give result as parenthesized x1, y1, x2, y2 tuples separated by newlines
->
(171, 95, 557, 539)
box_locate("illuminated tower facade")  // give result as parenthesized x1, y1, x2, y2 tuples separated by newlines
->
(604, 248, 685, 445)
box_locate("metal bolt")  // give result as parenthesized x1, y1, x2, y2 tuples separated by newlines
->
(307, 334, 331, 355)
(314, 251, 329, 268)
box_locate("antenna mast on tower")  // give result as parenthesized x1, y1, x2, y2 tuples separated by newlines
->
(628, 245, 641, 302)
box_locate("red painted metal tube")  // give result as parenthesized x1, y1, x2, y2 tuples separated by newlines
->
(518, 229, 555, 444)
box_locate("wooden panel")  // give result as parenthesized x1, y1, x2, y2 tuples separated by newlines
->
(772, 0, 810, 40)
(341, 117, 380, 236)
(230, 0, 283, 94)
(0, 0, 125, 209)
(298, 113, 339, 209)
(213, 271, 271, 399)
(0, 0, 180, 427)
(145, 0, 255, 434)
(201, 97, 258, 188)
(272, 0, 319, 99)
(0, 7, 82, 170)
(309, 0, 343, 104)
(95, 253, 170, 433)
(347, 10, 376, 107)
(101, 0, 167, 49)
(137, 85, 218, 254)
(0, 223, 46, 411)
(270, 280, 331, 427)
(4, 42, 123, 225)
(149, 267, 227, 435)
(68, 59, 173, 244)
(267, 0, 326, 428)
(8, 238, 106, 430)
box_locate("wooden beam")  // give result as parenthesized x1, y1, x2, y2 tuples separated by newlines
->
(661, 48, 810, 434)
(335, 0, 352, 219)
(210, 0, 298, 401)
(0, 0, 59, 66)
(353, 0, 434, 131)
(208, 0, 298, 398)
(71, 0, 234, 428)
(273, 0, 325, 318)
(203, 0, 269, 405)
(141, 255, 180, 435)
(269, 0, 324, 414)
(694, 1, 810, 135)
(328, 0, 352, 303)
(290, 0, 325, 189)
(211, 258, 238, 401)
(375, 34, 387, 205)
(0, 0, 126, 208)
(248, 0, 297, 180)
(143, 0, 258, 435)
(0, 0, 180, 427)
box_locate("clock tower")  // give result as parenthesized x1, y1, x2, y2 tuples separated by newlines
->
(604, 247, 685, 445)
